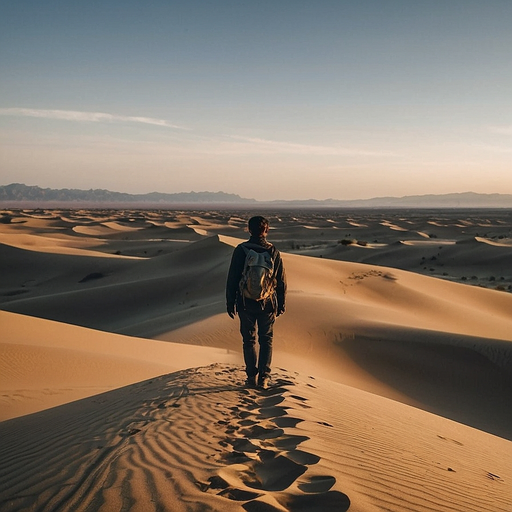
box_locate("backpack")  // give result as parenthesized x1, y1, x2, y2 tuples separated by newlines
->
(239, 245, 275, 302)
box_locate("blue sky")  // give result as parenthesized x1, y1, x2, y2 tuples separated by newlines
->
(1, 0, 511, 200)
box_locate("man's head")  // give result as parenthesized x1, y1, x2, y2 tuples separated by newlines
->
(248, 216, 269, 237)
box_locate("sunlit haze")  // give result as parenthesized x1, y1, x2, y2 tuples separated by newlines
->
(1, 1, 511, 201)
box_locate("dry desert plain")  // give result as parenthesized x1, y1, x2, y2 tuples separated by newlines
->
(1, 207, 512, 512)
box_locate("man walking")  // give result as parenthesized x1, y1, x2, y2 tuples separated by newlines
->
(226, 216, 286, 389)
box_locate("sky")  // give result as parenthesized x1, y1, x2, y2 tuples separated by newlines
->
(1, 0, 511, 201)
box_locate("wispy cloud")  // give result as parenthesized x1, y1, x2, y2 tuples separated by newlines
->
(479, 144, 512, 154)
(488, 125, 512, 136)
(0, 108, 187, 129)
(228, 135, 394, 156)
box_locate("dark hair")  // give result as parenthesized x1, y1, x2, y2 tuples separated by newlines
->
(248, 216, 269, 236)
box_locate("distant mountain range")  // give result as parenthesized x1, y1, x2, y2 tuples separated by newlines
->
(0, 183, 254, 205)
(1, 183, 511, 208)
(283, 192, 512, 208)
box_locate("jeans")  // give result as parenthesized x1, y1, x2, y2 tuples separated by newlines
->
(238, 299, 276, 379)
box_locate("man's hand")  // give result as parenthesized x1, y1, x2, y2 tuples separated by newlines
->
(227, 305, 236, 319)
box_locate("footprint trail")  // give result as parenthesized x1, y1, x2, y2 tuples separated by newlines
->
(201, 366, 350, 512)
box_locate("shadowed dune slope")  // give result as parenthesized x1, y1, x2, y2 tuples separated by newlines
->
(0, 236, 232, 334)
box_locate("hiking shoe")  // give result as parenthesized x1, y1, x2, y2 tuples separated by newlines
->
(246, 376, 257, 388)
(258, 376, 270, 390)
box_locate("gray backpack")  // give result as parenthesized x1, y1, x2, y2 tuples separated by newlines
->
(240, 246, 275, 301)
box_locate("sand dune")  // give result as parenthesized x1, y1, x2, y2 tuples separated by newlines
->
(0, 234, 232, 333)
(0, 310, 239, 421)
(1, 364, 511, 512)
(476, 236, 512, 247)
(1, 208, 511, 511)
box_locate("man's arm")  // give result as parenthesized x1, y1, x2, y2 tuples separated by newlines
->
(273, 250, 287, 315)
(226, 245, 244, 317)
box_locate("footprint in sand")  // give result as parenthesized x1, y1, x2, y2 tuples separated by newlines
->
(240, 419, 258, 426)
(242, 455, 308, 491)
(260, 395, 286, 407)
(277, 490, 350, 511)
(269, 434, 311, 451)
(243, 490, 350, 512)
(240, 424, 285, 440)
(272, 417, 304, 428)
(228, 438, 260, 453)
(286, 450, 320, 466)
(218, 487, 262, 501)
(297, 475, 336, 493)
(258, 406, 289, 419)
(222, 450, 252, 464)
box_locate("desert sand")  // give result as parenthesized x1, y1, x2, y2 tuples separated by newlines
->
(1, 207, 511, 511)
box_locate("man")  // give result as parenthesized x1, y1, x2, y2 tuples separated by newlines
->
(226, 216, 286, 389)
